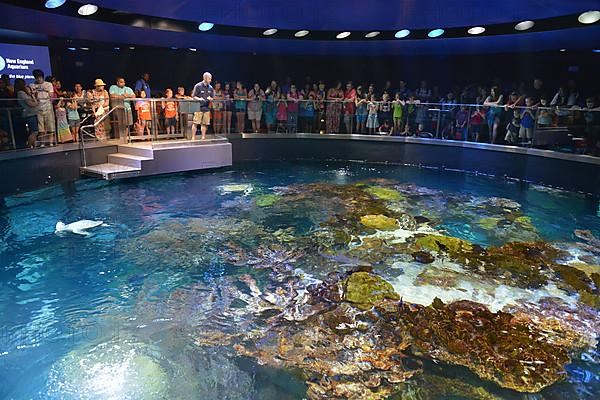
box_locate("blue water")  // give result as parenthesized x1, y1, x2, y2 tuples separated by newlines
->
(0, 161, 599, 399)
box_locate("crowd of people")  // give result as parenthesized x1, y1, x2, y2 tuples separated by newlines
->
(0, 70, 599, 155)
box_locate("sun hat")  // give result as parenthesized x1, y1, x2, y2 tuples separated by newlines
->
(94, 78, 106, 87)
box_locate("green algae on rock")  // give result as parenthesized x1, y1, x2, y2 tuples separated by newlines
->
(413, 234, 474, 255)
(364, 186, 405, 202)
(477, 217, 502, 230)
(360, 214, 400, 231)
(342, 271, 400, 308)
(255, 194, 280, 207)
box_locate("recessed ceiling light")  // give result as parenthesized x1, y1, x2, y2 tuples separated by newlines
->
(263, 28, 278, 36)
(45, 0, 66, 8)
(428, 29, 445, 38)
(394, 29, 411, 38)
(67, 47, 76, 51)
(78, 4, 99, 16)
(336, 31, 351, 39)
(365, 31, 380, 38)
(559, 48, 566, 52)
(189, 48, 197, 52)
(198, 22, 214, 31)
(113, 47, 120, 50)
(80, 47, 89, 51)
(467, 26, 486, 35)
(578, 10, 600, 24)
(593, 49, 600, 53)
(170, 46, 178, 50)
(514, 20, 535, 31)
(129, 46, 135, 50)
(294, 30, 310, 37)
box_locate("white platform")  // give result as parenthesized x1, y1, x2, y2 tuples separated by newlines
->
(81, 138, 232, 180)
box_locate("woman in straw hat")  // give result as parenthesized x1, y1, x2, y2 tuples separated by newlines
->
(88, 78, 110, 140)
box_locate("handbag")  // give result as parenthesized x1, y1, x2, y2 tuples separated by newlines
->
(94, 105, 105, 117)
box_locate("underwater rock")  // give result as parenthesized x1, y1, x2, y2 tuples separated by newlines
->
(411, 251, 434, 264)
(342, 271, 400, 309)
(477, 217, 502, 230)
(413, 234, 473, 255)
(222, 271, 588, 396)
(364, 186, 405, 202)
(399, 298, 575, 393)
(255, 194, 280, 207)
(360, 215, 400, 231)
(574, 229, 600, 255)
(272, 227, 296, 243)
(395, 374, 503, 400)
(395, 184, 441, 197)
(480, 197, 521, 210)
(505, 297, 600, 350)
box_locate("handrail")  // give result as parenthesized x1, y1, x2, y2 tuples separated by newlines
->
(79, 105, 123, 167)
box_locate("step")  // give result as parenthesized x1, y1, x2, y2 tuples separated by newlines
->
(107, 153, 153, 168)
(151, 138, 229, 150)
(80, 163, 141, 180)
(117, 144, 154, 158)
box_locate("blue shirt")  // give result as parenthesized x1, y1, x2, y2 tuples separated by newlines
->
(134, 79, 151, 98)
(192, 81, 215, 112)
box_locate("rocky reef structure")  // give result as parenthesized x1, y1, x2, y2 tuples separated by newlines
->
(118, 179, 599, 399)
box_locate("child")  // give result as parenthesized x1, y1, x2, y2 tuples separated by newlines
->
(378, 92, 392, 128)
(355, 90, 368, 134)
(454, 106, 469, 141)
(519, 97, 536, 145)
(55, 98, 74, 143)
(536, 96, 553, 128)
(403, 95, 419, 136)
(67, 95, 81, 143)
(366, 95, 379, 135)
(162, 88, 178, 135)
(392, 93, 404, 135)
(304, 92, 316, 133)
(276, 90, 287, 133)
(469, 106, 485, 142)
(135, 90, 152, 137)
(505, 110, 521, 145)
(378, 120, 392, 135)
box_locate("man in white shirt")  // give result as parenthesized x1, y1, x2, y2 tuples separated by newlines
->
(29, 69, 56, 145)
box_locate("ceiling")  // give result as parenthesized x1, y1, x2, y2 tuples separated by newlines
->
(0, 0, 599, 55)
(75, 0, 600, 30)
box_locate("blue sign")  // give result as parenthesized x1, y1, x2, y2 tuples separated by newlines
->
(0, 43, 52, 83)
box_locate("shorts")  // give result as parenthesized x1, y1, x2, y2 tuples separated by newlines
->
(38, 110, 56, 133)
(165, 117, 177, 127)
(68, 119, 81, 128)
(248, 109, 262, 121)
(24, 115, 38, 132)
(356, 114, 367, 124)
(366, 114, 379, 129)
(193, 111, 211, 126)
(343, 114, 353, 124)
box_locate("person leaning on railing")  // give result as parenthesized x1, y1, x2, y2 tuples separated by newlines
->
(14, 78, 39, 148)
(88, 79, 110, 140)
(29, 69, 56, 146)
(109, 77, 136, 141)
(66, 83, 86, 143)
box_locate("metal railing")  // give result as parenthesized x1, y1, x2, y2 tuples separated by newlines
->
(1, 97, 599, 156)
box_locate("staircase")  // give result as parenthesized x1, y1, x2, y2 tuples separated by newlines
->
(80, 139, 232, 180)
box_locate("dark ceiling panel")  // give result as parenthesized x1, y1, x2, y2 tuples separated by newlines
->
(73, 0, 600, 30)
